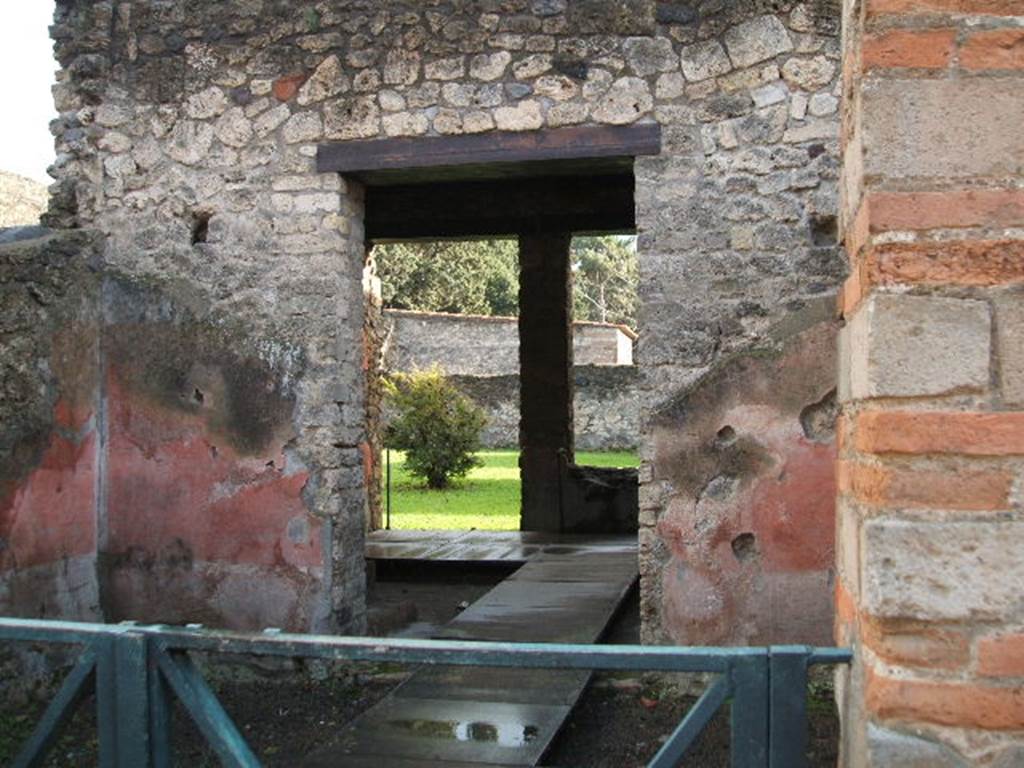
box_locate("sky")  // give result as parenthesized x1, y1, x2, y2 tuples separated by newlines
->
(0, 2, 58, 184)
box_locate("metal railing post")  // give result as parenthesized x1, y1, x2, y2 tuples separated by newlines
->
(768, 646, 810, 768)
(95, 631, 169, 767)
(730, 653, 769, 768)
(148, 639, 174, 768)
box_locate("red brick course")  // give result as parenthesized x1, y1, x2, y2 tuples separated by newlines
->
(855, 411, 1024, 456)
(868, 239, 1024, 287)
(863, 617, 972, 670)
(862, 29, 957, 69)
(867, 0, 1024, 15)
(839, 460, 1014, 510)
(867, 190, 1024, 232)
(962, 29, 1024, 70)
(978, 633, 1024, 677)
(867, 668, 1024, 730)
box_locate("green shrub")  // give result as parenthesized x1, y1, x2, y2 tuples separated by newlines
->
(384, 366, 487, 489)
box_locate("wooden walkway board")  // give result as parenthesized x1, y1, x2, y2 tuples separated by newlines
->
(365, 530, 636, 565)
(437, 555, 637, 644)
(303, 532, 637, 767)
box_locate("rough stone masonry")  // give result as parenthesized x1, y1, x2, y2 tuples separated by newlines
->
(2, 0, 845, 650)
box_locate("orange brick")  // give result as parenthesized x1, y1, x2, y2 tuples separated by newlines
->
(962, 29, 1024, 70)
(862, 29, 957, 69)
(868, 0, 1024, 14)
(272, 73, 307, 101)
(867, 239, 1024, 287)
(862, 616, 971, 670)
(358, 441, 374, 486)
(866, 667, 1024, 729)
(846, 197, 872, 261)
(978, 633, 1024, 677)
(855, 411, 1024, 456)
(838, 269, 867, 318)
(835, 578, 858, 645)
(867, 190, 1024, 232)
(842, 461, 1014, 510)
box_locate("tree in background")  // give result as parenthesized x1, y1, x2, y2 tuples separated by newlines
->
(571, 235, 637, 327)
(375, 239, 518, 316)
(373, 235, 638, 328)
(384, 367, 488, 489)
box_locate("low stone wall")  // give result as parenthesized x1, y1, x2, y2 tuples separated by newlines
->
(450, 365, 640, 451)
(385, 309, 635, 376)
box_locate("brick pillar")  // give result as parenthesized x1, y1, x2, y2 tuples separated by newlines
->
(518, 231, 574, 533)
(837, 1, 1024, 765)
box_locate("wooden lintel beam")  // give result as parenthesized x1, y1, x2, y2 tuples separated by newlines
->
(317, 123, 661, 177)
(364, 174, 635, 241)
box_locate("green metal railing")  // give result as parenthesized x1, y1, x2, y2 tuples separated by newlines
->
(0, 617, 851, 768)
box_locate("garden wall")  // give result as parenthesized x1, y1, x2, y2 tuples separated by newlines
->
(383, 308, 640, 451)
(384, 308, 635, 376)
(450, 365, 641, 451)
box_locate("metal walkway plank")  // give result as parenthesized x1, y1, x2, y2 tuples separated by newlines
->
(302, 532, 638, 768)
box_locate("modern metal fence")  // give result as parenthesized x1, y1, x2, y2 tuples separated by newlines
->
(0, 617, 851, 768)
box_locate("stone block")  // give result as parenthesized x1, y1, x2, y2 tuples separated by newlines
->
(781, 55, 836, 91)
(995, 289, 1024, 407)
(840, 293, 990, 400)
(469, 51, 511, 81)
(863, 78, 1024, 181)
(680, 40, 732, 82)
(493, 100, 543, 131)
(281, 111, 323, 143)
(565, 0, 655, 35)
(866, 724, 966, 768)
(296, 55, 348, 105)
(591, 77, 652, 124)
(862, 520, 1024, 620)
(723, 15, 793, 69)
(624, 37, 677, 76)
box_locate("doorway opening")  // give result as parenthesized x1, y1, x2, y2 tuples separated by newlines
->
(370, 235, 640, 532)
(318, 124, 660, 535)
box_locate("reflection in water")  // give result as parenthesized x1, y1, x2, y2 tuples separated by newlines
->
(389, 718, 540, 747)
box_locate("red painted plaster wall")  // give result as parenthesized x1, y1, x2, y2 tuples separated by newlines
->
(645, 309, 838, 646)
(101, 368, 325, 631)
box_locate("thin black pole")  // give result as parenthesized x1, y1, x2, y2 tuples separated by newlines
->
(386, 447, 391, 530)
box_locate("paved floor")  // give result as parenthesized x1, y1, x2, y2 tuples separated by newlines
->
(303, 530, 638, 767)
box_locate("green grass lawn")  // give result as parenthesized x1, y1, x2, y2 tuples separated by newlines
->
(383, 449, 639, 530)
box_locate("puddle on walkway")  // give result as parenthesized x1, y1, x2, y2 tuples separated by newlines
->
(389, 717, 540, 747)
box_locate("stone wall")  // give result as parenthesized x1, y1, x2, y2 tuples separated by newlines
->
(633, 0, 846, 646)
(384, 309, 635, 376)
(0, 228, 338, 632)
(451, 365, 640, 450)
(38, 0, 845, 644)
(383, 308, 639, 450)
(836, 1, 1024, 764)
(0, 228, 102, 623)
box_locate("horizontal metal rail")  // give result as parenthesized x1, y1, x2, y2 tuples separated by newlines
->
(0, 617, 852, 768)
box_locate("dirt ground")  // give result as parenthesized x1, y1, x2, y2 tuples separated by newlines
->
(0, 564, 840, 767)
(547, 676, 840, 767)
